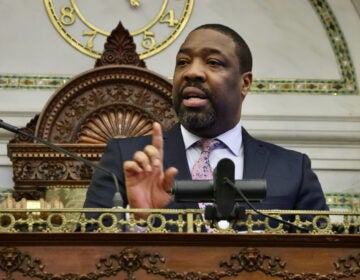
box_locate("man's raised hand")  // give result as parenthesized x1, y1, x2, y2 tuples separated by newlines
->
(123, 122, 178, 218)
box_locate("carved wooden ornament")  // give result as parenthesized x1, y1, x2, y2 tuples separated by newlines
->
(1, 246, 360, 280)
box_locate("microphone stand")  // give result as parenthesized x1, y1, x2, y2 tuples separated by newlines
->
(0, 119, 124, 209)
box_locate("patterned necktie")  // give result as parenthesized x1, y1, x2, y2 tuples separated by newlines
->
(191, 139, 221, 180)
(191, 139, 230, 231)
(191, 139, 221, 231)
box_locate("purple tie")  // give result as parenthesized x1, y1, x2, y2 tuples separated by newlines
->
(191, 139, 221, 180)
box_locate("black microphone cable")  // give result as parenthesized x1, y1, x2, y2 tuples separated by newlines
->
(224, 177, 311, 233)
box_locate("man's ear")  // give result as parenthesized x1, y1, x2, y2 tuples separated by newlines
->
(240, 71, 253, 97)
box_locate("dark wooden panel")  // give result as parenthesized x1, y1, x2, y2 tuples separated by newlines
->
(0, 233, 360, 280)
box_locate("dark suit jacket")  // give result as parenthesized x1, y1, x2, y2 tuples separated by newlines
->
(84, 123, 328, 214)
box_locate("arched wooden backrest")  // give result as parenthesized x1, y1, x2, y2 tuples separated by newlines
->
(35, 65, 177, 143)
(7, 22, 178, 200)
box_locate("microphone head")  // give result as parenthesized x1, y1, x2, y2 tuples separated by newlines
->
(172, 180, 214, 202)
(213, 158, 236, 219)
(112, 191, 124, 208)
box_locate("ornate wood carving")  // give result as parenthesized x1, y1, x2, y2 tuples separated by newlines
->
(1, 246, 360, 280)
(94, 21, 146, 68)
(9, 115, 38, 144)
(35, 65, 176, 143)
(7, 23, 177, 200)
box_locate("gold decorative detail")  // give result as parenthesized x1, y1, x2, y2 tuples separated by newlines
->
(0, 209, 358, 234)
(0, 197, 64, 212)
(43, 0, 194, 59)
(0, 196, 63, 229)
(130, 0, 140, 7)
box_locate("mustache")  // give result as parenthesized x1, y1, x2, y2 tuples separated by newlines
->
(179, 82, 211, 97)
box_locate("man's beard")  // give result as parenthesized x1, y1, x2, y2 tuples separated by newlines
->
(176, 105, 216, 130)
(174, 82, 217, 130)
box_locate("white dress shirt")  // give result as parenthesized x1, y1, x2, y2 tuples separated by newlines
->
(181, 121, 244, 179)
(132, 121, 245, 231)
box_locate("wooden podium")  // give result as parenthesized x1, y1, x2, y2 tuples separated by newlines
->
(1, 233, 360, 280)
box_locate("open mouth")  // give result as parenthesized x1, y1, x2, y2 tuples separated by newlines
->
(183, 97, 208, 107)
(181, 86, 209, 107)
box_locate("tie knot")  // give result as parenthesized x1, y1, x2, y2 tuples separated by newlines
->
(200, 139, 221, 153)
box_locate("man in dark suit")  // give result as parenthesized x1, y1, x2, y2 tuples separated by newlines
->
(83, 24, 328, 229)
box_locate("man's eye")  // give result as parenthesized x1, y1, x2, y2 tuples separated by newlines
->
(208, 60, 223, 66)
(176, 59, 188, 66)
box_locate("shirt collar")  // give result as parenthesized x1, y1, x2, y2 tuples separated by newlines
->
(181, 121, 243, 156)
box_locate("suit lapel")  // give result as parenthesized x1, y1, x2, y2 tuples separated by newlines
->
(162, 125, 270, 208)
(162, 125, 270, 179)
(163, 123, 191, 180)
(242, 128, 269, 179)
(162, 124, 198, 209)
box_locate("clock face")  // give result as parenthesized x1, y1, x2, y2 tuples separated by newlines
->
(44, 0, 194, 59)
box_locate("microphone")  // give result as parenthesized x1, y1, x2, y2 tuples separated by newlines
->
(172, 180, 265, 203)
(0, 119, 124, 209)
(171, 162, 266, 206)
(171, 159, 266, 221)
(171, 158, 310, 232)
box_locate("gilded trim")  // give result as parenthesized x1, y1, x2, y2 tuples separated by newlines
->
(0, 209, 357, 234)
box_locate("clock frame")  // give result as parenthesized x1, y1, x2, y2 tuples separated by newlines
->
(44, 0, 193, 59)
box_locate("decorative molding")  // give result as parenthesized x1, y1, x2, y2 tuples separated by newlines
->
(0, 208, 358, 234)
(0, 75, 68, 90)
(0, 0, 358, 94)
(0, 246, 360, 279)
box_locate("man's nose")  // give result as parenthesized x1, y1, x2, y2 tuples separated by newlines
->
(184, 61, 206, 82)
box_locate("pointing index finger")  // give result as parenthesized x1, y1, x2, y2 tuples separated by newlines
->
(152, 122, 163, 160)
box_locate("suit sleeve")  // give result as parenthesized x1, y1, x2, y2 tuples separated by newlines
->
(83, 139, 127, 209)
(295, 154, 328, 210)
